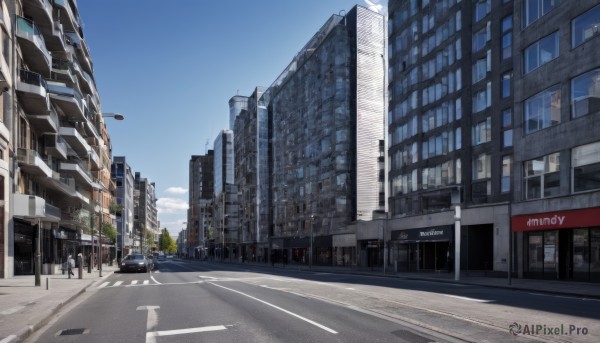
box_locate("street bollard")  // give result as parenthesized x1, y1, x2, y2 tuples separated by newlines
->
(78, 253, 83, 279)
(87, 255, 91, 273)
(46, 277, 49, 290)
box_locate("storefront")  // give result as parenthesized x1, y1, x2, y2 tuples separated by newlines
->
(391, 226, 453, 272)
(512, 207, 600, 282)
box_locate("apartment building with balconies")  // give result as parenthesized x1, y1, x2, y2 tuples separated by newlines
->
(6, 0, 118, 278)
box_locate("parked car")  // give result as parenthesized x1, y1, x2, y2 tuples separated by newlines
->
(120, 254, 150, 273)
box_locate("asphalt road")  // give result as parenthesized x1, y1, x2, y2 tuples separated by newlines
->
(26, 259, 600, 343)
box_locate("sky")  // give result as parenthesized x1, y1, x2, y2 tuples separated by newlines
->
(76, 0, 387, 238)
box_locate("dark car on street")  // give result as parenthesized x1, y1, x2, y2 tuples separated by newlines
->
(120, 254, 150, 273)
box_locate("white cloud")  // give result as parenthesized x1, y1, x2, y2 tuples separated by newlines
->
(156, 197, 188, 214)
(165, 187, 188, 194)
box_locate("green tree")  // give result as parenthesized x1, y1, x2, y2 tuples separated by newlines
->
(159, 228, 177, 254)
(145, 229, 155, 253)
(102, 222, 117, 243)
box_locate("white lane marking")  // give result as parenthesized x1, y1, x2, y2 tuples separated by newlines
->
(137, 306, 160, 343)
(143, 280, 150, 285)
(528, 292, 600, 302)
(0, 306, 25, 315)
(209, 282, 338, 334)
(131, 280, 138, 285)
(345, 287, 355, 290)
(199, 276, 217, 280)
(443, 294, 492, 303)
(113, 281, 123, 287)
(97, 282, 110, 289)
(150, 275, 162, 285)
(146, 325, 227, 339)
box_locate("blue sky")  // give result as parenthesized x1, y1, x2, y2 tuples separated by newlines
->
(77, 0, 387, 238)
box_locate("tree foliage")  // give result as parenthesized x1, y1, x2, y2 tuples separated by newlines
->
(102, 222, 117, 243)
(159, 228, 177, 254)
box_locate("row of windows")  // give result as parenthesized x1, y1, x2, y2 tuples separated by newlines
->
(524, 141, 600, 200)
(525, 68, 599, 135)
(391, 158, 462, 195)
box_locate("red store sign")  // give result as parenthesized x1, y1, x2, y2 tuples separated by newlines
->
(512, 207, 600, 232)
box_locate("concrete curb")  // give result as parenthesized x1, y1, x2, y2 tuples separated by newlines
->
(2, 270, 115, 343)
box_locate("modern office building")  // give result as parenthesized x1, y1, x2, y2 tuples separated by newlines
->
(6, 0, 119, 277)
(233, 87, 270, 263)
(387, 0, 513, 273)
(268, 5, 386, 266)
(229, 95, 248, 131)
(213, 130, 239, 260)
(187, 151, 214, 259)
(111, 156, 135, 260)
(133, 172, 158, 254)
(511, 0, 600, 282)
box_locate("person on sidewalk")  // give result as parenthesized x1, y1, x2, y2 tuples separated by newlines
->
(67, 255, 75, 278)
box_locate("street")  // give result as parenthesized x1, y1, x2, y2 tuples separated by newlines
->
(26, 259, 600, 343)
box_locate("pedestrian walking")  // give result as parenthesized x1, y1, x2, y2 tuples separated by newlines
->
(67, 255, 75, 278)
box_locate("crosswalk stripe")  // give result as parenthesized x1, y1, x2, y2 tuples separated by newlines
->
(143, 280, 149, 285)
(131, 280, 138, 285)
(113, 281, 123, 287)
(98, 282, 110, 289)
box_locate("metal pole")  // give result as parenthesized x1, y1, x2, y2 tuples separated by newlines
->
(90, 206, 94, 273)
(454, 205, 461, 281)
(310, 216, 314, 269)
(35, 219, 41, 287)
(508, 203, 512, 285)
(99, 193, 103, 277)
(383, 220, 387, 274)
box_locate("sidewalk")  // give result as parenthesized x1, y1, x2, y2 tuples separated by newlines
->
(0, 264, 118, 343)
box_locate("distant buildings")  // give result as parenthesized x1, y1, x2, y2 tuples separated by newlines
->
(187, 151, 214, 259)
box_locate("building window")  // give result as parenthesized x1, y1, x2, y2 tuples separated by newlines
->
(524, 0, 558, 28)
(502, 156, 512, 193)
(502, 108, 512, 127)
(524, 32, 559, 74)
(501, 15, 513, 60)
(523, 152, 560, 200)
(524, 85, 561, 134)
(571, 69, 600, 119)
(572, 3, 600, 47)
(472, 58, 487, 84)
(572, 141, 600, 193)
(503, 129, 513, 148)
(474, 0, 491, 23)
(501, 71, 512, 98)
(473, 153, 491, 180)
(472, 83, 491, 113)
(455, 127, 462, 150)
(472, 26, 489, 53)
(472, 117, 492, 146)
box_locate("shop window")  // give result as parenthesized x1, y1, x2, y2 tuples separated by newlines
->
(523, 152, 560, 199)
(524, 32, 559, 74)
(571, 69, 600, 119)
(572, 4, 600, 48)
(524, 85, 561, 134)
(573, 229, 590, 279)
(572, 141, 600, 192)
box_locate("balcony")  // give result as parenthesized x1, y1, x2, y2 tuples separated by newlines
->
(47, 81, 86, 121)
(13, 194, 46, 219)
(17, 148, 53, 178)
(53, 0, 81, 34)
(51, 58, 76, 85)
(88, 148, 100, 171)
(16, 69, 50, 114)
(16, 17, 51, 75)
(59, 126, 90, 156)
(0, 54, 11, 91)
(43, 170, 77, 197)
(27, 104, 59, 135)
(60, 159, 94, 187)
(44, 134, 68, 159)
(23, 0, 66, 53)
(64, 31, 92, 75)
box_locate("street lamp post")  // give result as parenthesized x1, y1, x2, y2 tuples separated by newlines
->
(310, 215, 315, 269)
